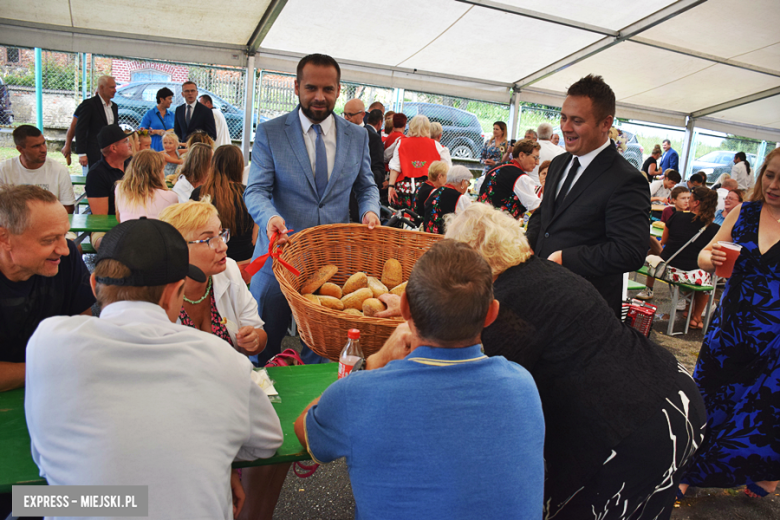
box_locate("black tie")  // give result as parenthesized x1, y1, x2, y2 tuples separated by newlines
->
(555, 157, 581, 212)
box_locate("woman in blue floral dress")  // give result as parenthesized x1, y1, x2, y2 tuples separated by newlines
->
(679, 148, 780, 498)
(480, 121, 508, 175)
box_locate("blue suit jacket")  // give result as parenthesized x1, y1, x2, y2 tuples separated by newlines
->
(245, 107, 380, 269)
(660, 148, 679, 172)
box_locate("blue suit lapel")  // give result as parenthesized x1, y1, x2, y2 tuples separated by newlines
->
(326, 116, 351, 199)
(284, 108, 317, 195)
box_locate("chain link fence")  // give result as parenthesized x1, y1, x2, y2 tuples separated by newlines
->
(0, 46, 248, 141)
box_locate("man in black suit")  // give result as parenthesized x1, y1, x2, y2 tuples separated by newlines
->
(345, 100, 385, 220)
(174, 81, 216, 142)
(526, 75, 649, 318)
(75, 76, 119, 169)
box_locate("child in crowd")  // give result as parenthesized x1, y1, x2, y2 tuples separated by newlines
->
(172, 142, 212, 203)
(114, 149, 178, 222)
(661, 186, 690, 223)
(137, 130, 153, 151)
(162, 132, 183, 178)
(415, 160, 448, 218)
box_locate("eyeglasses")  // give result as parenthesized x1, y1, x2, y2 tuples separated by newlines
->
(188, 229, 230, 249)
(344, 111, 365, 119)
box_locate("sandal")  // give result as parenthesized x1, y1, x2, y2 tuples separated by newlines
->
(689, 320, 703, 330)
(745, 482, 769, 498)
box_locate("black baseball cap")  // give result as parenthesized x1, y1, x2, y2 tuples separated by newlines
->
(97, 124, 131, 149)
(95, 218, 206, 286)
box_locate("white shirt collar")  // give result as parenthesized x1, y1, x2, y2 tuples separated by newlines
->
(298, 107, 334, 136)
(99, 95, 113, 107)
(573, 138, 611, 170)
(99, 300, 171, 323)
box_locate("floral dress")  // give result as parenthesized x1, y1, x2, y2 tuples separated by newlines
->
(480, 138, 508, 174)
(423, 186, 461, 234)
(681, 201, 780, 489)
(179, 291, 234, 347)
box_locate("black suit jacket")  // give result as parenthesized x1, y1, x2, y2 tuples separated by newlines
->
(526, 143, 650, 317)
(75, 95, 120, 167)
(350, 124, 385, 222)
(174, 102, 217, 142)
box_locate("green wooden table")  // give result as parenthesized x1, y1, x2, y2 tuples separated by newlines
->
(68, 214, 118, 233)
(70, 175, 87, 186)
(0, 363, 336, 492)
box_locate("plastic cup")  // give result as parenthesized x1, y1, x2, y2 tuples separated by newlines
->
(715, 241, 742, 278)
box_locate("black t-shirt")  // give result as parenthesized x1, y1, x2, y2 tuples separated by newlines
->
(642, 157, 657, 180)
(85, 157, 126, 215)
(191, 184, 255, 262)
(661, 211, 719, 271)
(0, 240, 96, 363)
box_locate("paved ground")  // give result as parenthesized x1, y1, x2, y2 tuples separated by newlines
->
(266, 274, 779, 519)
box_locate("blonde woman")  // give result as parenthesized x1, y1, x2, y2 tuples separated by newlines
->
(114, 149, 178, 222)
(422, 165, 472, 234)
(415, 159, 449, 217)
(172, 142, 212, 203)
(643, 144, 663, 181)
(388, 115, 451, 210)
(159, 200, 266, 356)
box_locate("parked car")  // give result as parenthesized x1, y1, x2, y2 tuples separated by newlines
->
(552, 127, 644, 169)
(114, 81, 253, 140)
(401, 102, 485, 159)
(690, 150, 757, 183)
(0, 77, 13, 125)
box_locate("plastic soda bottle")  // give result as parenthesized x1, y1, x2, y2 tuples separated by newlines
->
(338, 329, 363, 379)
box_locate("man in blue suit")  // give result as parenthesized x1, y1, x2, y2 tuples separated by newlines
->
(245, 54, 380, 365)
(660, 139, 679, 172)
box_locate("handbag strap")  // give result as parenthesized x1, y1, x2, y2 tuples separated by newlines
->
(663, 225, 708, 265)
(156, 111, 169, 130)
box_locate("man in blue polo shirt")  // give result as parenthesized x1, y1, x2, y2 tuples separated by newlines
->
(294, 240, 545, 519)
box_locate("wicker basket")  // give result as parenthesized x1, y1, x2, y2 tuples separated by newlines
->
(273, 223, 443, 360)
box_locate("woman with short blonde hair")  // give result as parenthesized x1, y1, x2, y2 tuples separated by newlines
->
(114, 149, 178, 222)
(388, 114, 451, 211)
(422, 165, 471, 234)
(441, 203, 706, 519)
(159, 200, 266, 356)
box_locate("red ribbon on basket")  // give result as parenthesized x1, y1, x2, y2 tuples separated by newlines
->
(244, 230, 300, 278)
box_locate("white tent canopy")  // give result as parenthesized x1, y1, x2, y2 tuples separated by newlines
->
(1, 0, 778, 141)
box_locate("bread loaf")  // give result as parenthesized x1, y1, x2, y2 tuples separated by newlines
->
(317, 295, 345, 310)
(301, 265, 338, 294)
(390, 281, 407, 296)
(303, 294, 321, 305)
(381, 259, 403, 289)
(367, 276, 389, 298)
(342, 272, 368, 295)
(362, 298, 386, 317)
(341, 287, 373, 310)
(343, 308, 363, 316)
(318, 282, 343, 299)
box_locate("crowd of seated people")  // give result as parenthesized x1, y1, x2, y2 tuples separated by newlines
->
(2, 51, 778, 520)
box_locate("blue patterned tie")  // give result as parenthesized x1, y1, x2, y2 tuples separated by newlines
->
(312, 124, 328, 199)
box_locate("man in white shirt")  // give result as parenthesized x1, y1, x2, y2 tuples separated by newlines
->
(0, 125, 75, 213)
(25, 218, 283, 520)
(649, 169, 681, 202)
(199, 94, 231, 146)
(529, 122, 565, 184)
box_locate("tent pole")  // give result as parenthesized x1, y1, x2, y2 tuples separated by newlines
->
(35, 48, 43, 131)
(507, 90, 520, 141)
(241, 54, 256, 165)
(680, 116, 696, 179)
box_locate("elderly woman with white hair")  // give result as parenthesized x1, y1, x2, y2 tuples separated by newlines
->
(422, 165, 472, 234)
(388, 114, 451, 211)
(439, 203, 707, 520)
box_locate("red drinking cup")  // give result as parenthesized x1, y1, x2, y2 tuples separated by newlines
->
(715, 241, 742, 278)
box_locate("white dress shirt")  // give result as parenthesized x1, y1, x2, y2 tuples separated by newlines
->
(388, 139, 452, 171)
(299, 108, 337, 179)
(102, 96, 115, 125)
(25, 300, 283, 520)
(212, 108, 231, 146)
(555, 138, 612, 199)
(513, 175, 542, 211)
